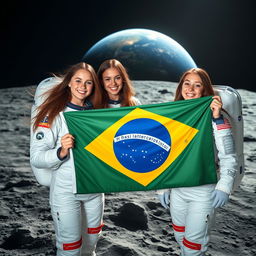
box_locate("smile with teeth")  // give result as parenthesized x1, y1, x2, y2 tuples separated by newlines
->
(186, 93, 196, 97)
(109, 86, 119, 91)
(77, 89, 87, 94)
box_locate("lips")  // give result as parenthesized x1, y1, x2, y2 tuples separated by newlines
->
(77, 89, 87, 94)
(186, 93, 196, 98)
(109, 86, 119, 91)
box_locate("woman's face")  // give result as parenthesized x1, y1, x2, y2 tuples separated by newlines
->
(102, 67, 123, 100)
(69, 69, 94, 106)
(181, 73, 204, 100)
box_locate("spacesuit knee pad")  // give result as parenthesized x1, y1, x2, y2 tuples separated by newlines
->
(51, 208, 83, 255)
(56, 238, 82, 256)
(172, 223, 185, 247)
(182, 237, 206, 256)
(82, 223, 104, 253)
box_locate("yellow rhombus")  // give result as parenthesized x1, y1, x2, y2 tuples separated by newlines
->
(85, 108, 198, 186)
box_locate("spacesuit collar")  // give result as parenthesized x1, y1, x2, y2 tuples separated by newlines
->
(108, 99, 121, 105)
(67, 100, 93, 110)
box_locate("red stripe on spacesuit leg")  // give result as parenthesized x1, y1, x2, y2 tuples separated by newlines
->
(63, 237, 82, 250)
(172, 223, 185, 232)
(183, 237, 201, 250)
(87, 223, 104, 234)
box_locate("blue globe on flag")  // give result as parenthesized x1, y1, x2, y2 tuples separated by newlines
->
(113, 118, 171, 173)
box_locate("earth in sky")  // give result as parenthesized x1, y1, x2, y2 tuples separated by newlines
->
(82, 28, 197, 82)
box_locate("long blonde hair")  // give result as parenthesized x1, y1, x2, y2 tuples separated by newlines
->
(97, 59, 137, 107)
(33, 62, 103, 131)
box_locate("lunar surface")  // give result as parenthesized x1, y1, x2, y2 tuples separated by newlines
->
(0, 81, 255, 256)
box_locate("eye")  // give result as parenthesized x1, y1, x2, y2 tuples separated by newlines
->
(75, 79, 81, 83)
(115, 76, 122, 82)
(195, 83, 202, 88)
(86, 81, 93, 86)
(183, 81, 190, 86)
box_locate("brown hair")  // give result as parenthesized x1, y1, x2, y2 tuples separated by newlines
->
(174, 68, 215, 101)
(33, 62, 103, 131)
(97, 59, 136, 107)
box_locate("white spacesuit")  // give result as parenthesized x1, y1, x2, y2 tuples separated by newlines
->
(107, 97, 141, 108)
(30, 102, 104, 256)
(159, 114, 237, 256)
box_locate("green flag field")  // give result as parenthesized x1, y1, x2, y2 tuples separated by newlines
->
(64, 96, 217, 194)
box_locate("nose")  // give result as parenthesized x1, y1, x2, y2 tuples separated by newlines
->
(83, 82, 88, 90)
(110, 78, 116, 85)
(187, 84, 194, 91)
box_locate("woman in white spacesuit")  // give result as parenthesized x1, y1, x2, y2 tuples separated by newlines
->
(30, 62, 105, 256)
(158, 68, 237, 256)
(97, 59, 141, 108)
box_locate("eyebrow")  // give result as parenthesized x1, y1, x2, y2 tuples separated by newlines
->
(103, 75, 121, 78)
(184, 79, 202, 83)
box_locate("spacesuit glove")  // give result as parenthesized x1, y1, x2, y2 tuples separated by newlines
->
(211, 189, 229, 208)
(157, 191, 170, 209)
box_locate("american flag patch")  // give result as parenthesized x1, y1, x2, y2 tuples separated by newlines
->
(38, 116, 50, 128)
(215, 117, 231, 130)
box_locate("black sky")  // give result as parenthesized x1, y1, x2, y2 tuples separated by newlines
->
(1, 0, 255, 91)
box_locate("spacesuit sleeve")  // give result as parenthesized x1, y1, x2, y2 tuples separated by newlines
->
(212, 114, 238, 194)
(30, 115, 66, 169)
(156, 189, 170, 195)
(133, 96, 142, 106)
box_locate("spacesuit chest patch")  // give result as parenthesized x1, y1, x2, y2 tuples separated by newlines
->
(36, 132, 44, 140)
(215, 117, 232, 130)
(38, 116, 50, 128)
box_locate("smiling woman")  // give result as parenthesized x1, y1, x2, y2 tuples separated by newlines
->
(181, 73, 204, 99)
(101, 67, 123, 101)
(30, 62, 105, 256)
(158, 68, 239, 256)
(32, 63, 103, 130)
(68, 69, 95, 106)
(97, 59, 141, 108)
(174, 68, 214, 101)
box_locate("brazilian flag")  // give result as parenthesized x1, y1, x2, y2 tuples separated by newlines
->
(64, 96, 217, 194)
